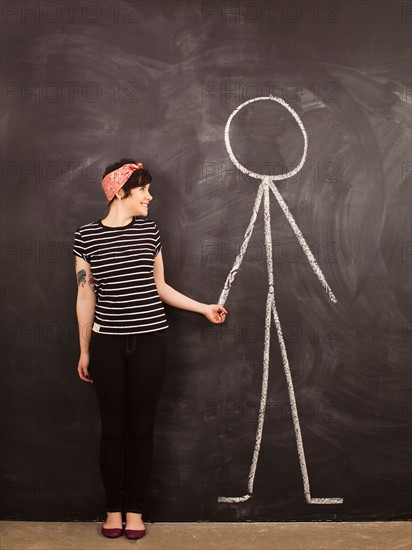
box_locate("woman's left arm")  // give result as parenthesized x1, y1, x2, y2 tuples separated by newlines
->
(153, 250, 228, 324)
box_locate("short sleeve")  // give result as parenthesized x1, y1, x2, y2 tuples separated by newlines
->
(153, 222, 162, 258)
(73, 227, 91, 263)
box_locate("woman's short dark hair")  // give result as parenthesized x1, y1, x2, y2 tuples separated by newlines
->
(103, 158, 152, 206)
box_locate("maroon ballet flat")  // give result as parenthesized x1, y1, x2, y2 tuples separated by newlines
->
(124, 528, 146, 540)
(101, 524, 124, 538)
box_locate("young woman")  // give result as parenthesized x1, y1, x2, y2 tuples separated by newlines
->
(73, 158, 228, 540)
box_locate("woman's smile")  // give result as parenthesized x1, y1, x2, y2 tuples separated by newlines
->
(135, 184, 152, 213)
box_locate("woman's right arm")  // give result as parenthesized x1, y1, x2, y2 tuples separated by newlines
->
(75, 255, 96, 382)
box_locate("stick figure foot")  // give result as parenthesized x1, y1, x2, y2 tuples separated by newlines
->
(218, 494, 252, 503)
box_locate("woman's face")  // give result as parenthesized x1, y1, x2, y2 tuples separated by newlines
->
(129, 183, 153, 216)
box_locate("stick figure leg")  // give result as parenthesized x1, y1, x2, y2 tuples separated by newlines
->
(269, 286, 343, 504)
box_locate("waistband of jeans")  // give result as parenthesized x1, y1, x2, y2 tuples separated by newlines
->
(92, 328, 169, 338)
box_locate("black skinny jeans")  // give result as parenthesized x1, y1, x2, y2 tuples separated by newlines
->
(89, 328, 169, 514)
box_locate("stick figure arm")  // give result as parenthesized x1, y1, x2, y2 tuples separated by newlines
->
(218, 183, 264, 306)
(267, 180, 337, 304)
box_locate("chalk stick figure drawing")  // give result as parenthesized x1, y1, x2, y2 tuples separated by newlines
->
(217, 95, 343, 505)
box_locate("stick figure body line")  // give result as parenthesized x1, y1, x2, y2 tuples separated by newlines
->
(217, 96, 343, 505)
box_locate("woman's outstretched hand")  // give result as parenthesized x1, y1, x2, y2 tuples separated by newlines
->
(203, 304, 228, 324)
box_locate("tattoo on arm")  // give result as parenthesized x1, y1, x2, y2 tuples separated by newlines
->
(76, 267, 96, 290)
(75, 256, 95, 290)
(77, 269, 87, 287)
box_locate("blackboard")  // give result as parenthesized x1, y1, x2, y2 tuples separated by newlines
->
(1, 0, 411, 521)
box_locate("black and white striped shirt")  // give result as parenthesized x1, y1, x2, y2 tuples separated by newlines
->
(73, 216, 169, 335)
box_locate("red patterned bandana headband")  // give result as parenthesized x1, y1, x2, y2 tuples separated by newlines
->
(101, 162, 144, 201)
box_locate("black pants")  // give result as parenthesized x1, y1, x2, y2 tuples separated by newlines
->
(89, 328, 169, 513)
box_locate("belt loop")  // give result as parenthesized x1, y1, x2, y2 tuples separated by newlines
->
(126, 334, 136, 354)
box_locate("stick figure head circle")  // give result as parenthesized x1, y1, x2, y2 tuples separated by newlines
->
(224, 95, 308, 181)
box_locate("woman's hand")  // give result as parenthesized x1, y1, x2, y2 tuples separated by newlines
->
(77, 352, 93, 383)
(203, 304, 228, 324)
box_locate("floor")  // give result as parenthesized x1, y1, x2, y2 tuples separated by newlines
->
(1, 521, 411, 549)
